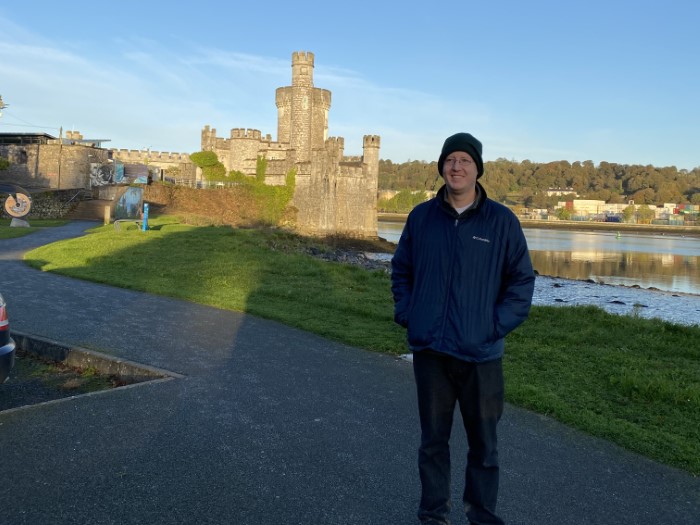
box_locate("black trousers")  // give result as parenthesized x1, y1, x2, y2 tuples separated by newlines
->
(413, 351, 505, 525)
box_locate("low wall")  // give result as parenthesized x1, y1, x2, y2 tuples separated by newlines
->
(520, 219, 700, 237)
(377, 213, 700, 237)
(1, 189, 91, 219)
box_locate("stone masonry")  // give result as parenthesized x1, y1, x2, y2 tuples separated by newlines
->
(0, 134, 109, 190)
(0, 130, 195, 191)
(201, 51, 380, 237)
(1, 53, 379, 236)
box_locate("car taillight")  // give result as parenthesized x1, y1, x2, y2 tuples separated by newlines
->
(0, 302, 8, 332)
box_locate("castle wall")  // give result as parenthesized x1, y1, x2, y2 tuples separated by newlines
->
(311, 89, 331, 149)
(290, 87, 312, 162)
(109, 149, 196, 182)
(201, 51, 380, 238)
(357, 136, 380, 235)
(0, 143, 109, 190)
(201, 125, 232, 173)
(292, 159, 325, 233)
(335, 165, 370, 235)
(291, 137, 378, 237)
(276, 88, 292, 145)
(1, 137, 197, 190)
(263, 158, 290, 186)
(228, 128, 264, 175)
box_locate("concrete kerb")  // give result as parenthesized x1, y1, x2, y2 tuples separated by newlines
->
(13, 330, 184, 383)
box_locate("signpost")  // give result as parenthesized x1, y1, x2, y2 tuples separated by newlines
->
(142, 202, 149, 231)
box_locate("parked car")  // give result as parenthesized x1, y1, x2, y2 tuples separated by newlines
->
(0, 292, 16, 383)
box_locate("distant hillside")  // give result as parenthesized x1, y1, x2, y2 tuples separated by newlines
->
(379, 158, 700, 207)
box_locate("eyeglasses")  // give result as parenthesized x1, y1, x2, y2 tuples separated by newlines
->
(444, 157, 474, 168)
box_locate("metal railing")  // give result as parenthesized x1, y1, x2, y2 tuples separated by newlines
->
(64, 189, 92, 205)
(163, 179, 242, 189)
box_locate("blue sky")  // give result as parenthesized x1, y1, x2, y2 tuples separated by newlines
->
(0, 1, 698, 169)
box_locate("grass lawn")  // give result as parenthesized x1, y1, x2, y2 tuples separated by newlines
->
(0, 219, 69, 239)
(21, 215, 700, 475)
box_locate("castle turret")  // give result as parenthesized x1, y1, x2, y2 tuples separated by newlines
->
(289, 51, 314, 162)
(362, 135, 381, 178)
(361, 135, 381, 236)
(292, 51, 314, 87)
(276, 89, 291, 144)
(201, 125, 217, 151)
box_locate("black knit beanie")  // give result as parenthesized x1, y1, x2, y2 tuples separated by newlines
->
(437, 132, 484, 179)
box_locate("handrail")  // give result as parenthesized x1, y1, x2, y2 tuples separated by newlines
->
(65, 189, 90, 205)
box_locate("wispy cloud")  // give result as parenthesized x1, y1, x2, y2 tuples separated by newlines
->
(1, 15, 508, 160)
(0, 15, 549, 162)
(3, 11, 696, 168)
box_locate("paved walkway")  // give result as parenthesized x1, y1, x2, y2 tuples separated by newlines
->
(1, 222, 698, 525)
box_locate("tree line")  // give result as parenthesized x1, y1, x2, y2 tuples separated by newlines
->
(379, 158, 700, 208)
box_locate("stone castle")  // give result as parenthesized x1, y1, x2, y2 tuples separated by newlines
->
(0, 52, 379, 237)
(201, 51, 380, 237)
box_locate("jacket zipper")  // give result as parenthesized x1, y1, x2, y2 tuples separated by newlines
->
(438, 215, 460, 347)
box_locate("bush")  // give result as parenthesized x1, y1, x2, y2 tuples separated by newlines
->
(378, 190, 429, 213)
(189, 151, 220, 167)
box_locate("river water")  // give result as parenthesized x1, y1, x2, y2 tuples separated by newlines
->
(378, 220, 700, 326)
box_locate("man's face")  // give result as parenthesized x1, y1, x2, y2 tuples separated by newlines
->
(442, 151, 478, 196)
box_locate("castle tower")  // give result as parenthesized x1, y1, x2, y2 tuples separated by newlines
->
(275, 89, 291, 145)
(201, 125, 217, 151)
(362, 135, 381, 178)
(205, 51, 380, 237)
(361, 135, 381, 234)
(276, 52, 332, 163)
(289, 51, 314, 162)
(291, 51, 314, 87)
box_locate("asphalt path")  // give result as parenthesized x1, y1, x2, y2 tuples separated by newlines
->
(1, 222, 698, 525)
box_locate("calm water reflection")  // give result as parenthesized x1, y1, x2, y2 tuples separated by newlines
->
(378, 221, 700, 295)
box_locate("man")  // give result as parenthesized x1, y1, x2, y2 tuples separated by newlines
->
(391, 133, 535, 525)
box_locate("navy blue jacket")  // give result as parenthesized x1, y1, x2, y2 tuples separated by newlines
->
(391, 184, 535, 362)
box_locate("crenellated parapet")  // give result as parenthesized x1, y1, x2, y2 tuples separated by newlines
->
(65, 130, 84, 141)
(326, 137, 345, 153)
(313, 89, 331, 109)
(339, 164, 365, 178)
(292, 50, 314, 88)
(292, 51, 314, 66)
(363, 135, 381, 148)
(110, 149, 193, 163)
(213, 137, 229, 150)
(201, 125, 218, 150)
(230, 128, 263, 140)
(201, 125, 217, 138)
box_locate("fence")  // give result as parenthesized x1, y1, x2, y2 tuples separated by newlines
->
(164, 179, 241, 189)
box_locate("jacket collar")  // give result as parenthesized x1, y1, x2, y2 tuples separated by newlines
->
(436, 182, 487, 218)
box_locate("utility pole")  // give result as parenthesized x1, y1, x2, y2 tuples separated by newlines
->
(58, 126, 63, 189)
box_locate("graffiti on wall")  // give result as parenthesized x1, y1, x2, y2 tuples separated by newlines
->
(90, 163, 113, 186)
(90, 162, 157, 187)
(114, 187, 144, 220)
(113, 163, 125, 183)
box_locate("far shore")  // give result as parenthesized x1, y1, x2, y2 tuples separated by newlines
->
(378, 212, 700, 237)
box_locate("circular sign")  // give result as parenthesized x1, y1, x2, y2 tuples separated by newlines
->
(4, 192, 32, 218)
